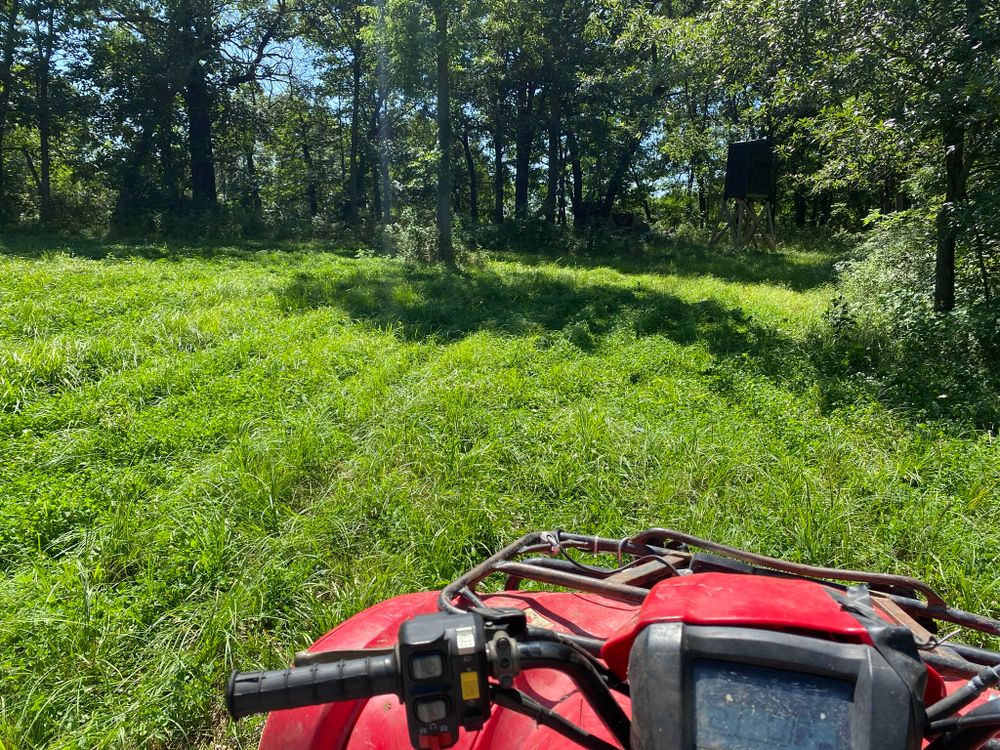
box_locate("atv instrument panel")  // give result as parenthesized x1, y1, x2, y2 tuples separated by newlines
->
(692, 659, 854, 749)
(629, 622, 923, 750)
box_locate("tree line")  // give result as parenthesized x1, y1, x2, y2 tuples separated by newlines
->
(0, 0, 996, 306)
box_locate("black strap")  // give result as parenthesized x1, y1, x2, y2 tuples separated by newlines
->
(832, 585, 929, 744)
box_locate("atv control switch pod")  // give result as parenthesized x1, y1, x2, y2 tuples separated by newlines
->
(398, 612, 492, 749)
(227, 611, 494, 750)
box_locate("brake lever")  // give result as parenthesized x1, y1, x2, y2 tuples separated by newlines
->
(294, 647, 396, 667)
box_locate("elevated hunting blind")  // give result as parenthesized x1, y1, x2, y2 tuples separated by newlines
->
(724, 140, 773, 200)
(711, 139, 776, 250)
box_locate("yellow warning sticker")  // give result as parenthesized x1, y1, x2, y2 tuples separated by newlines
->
(460, 671, 480, 701)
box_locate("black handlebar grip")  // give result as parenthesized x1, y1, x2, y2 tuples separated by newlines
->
(226, 653, 400, 719)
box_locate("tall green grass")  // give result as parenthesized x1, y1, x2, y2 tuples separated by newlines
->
(0, 235, 997, 749)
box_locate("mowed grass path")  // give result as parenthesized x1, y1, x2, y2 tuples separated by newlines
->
(1, 237, 998, 749)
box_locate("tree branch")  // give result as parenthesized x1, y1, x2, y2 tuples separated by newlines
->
(96, 12, 166, 28)
(20, 146, 40, 191)
(226, 1, 290, 87)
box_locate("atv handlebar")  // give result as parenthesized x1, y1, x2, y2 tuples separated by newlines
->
(226, 609, 630, 750)
(225, 606, 1000, 750)
(226, 653, 400, 719)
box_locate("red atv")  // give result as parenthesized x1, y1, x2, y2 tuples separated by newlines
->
(227, 529, 1000, 750)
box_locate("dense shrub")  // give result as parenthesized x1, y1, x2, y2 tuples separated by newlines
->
(369, 208, 439, 261)
(810, 210, 1000, 429)
(471, 218, 655, 259)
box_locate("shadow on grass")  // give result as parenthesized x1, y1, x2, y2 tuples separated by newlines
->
(600, 247, 839, 292)
(494, 238, 843, 293)
(2, 228, 843, 292)
(0, 232, 362, 262)
(279, 263, 793, 370)
(280, 262, 1000, 431)
(471, 221, 848, 292)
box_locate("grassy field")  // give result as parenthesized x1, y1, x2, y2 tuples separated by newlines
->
(1, 234, 998, 749)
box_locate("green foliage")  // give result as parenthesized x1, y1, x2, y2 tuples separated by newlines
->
(809, 212, 1000, 427)
(374, 207, 440, 261)
(472, 218, 656, 260)
(2, 236, 999, 749)
(0, 0, 996, 314)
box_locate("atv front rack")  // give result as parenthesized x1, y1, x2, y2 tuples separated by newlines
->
(229, 529, 1000, 750)
(438, 529, 1000, 677)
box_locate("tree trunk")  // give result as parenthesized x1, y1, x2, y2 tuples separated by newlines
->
(244, 144, 261, 214)
(35, 8, 54, 224)
(542, 0, 566, 223)
(819, 194, 832, 225)
(348, 14, 364, 224)
(567, 128, 583, 226)
(356, 141, 368, 217)
(641, 195, 654, 225)
(0, 0, 20, 221)
(974, 233, 992, 304)
(492, 118, 504, 223)
(300, 122, 319, 218)
(185, 61, 217, 209)
(880, 173, 895, 215)
(543, 79, 560, 223)
(934, 0, 982, 311)
(374, 3, 393, 225)
(513, 82, 535, 219)
(378, 144, 392, 223)
(358, 102, 384, 223)
(367, 79, 392, 225)
(36, 75, 52, 223)
(451, 168, 462, 212)
(113, 124, 155, 228)
(21, 145, 39, 194)
(895, 188, 909, 213)
(558, 135, 567, 226)
(372, 159, 382, 220)
(935, 122, 966, 311)
(433, 0, 454, 266)
(794, 188, 807, 227)
(697, 176, 707, 228)
(461, 127, 478, 223)
(338, 81, 346, 178)
(159, 119, 182, 212)
(598, 80, 667, 217)
(377, 84, 392, 224)
(599, 133, 642, 217)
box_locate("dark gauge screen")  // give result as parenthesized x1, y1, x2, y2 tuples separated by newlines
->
(693, 659, 854, 750)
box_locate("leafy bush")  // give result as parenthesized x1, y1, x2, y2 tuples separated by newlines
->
(810, 210, 1000, 429)
(471, 218, 655, 259)
(372, 207, 440, 261)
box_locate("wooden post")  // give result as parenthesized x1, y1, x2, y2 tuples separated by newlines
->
(710, 196, 776, 251)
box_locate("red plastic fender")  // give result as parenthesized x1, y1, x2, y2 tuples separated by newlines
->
(601, 573, 872, 677)
(259, 592, 442, 750)
(259, 575, 966, 750)
(259, 590, 639, 750)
